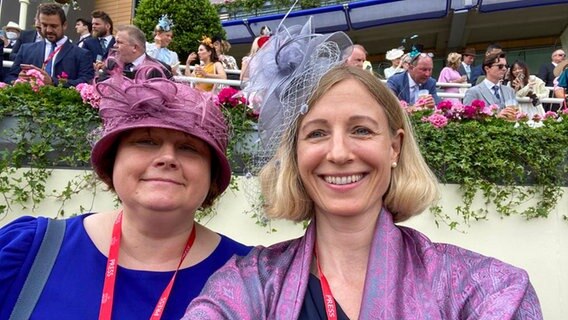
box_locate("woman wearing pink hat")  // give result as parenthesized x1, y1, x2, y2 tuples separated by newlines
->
(0, 67, 250, 319)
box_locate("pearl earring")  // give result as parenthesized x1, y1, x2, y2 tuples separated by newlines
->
(391, 162, 398, 168)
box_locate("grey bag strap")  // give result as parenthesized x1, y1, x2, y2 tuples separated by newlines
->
(9, 218, 66, 320)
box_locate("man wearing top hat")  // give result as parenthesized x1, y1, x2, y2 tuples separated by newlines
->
(458, 47, 476, 84)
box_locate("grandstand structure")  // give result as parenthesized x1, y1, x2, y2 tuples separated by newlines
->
(1, 0, 566, 75)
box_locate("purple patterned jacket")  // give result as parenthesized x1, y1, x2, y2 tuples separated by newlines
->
(183, 209, 542, 319)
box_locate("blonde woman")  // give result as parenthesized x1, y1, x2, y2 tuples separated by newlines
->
(185, 37, 227, 92)
(438, 52, 467, 102)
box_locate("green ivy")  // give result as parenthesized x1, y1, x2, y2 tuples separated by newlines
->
(1, 84, 567, 228)
(411, 113, 568, 228)
(0, 83, 100, 218)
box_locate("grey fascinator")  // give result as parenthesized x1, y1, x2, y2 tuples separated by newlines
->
(243, 17, 352, 170)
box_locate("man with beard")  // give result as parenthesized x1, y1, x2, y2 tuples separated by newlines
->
(83, 10, 115, 63)
(6, 3, 93, 86)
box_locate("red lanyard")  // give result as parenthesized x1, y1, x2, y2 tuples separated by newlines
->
(42, 44, 63, 68)
(98, 211, 197, 320)
(314, 243, 338, 320)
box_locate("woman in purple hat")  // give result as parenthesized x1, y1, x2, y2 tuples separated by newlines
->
(0, 68, 250, 319)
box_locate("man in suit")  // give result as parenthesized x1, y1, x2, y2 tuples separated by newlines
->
(346, 44, 367, 69)
(387, 52, 440, 107)
(470, 43, 502, 85)
(538, 49, 565, 87)
(75, 18, 92, 48)
(96, 25, 171, 82)
(458, 47, 476, 84)
(82, 10, 115, 63)
(537, 49, 565, 111)
(463, 52, 517, 119)
(6, 3, 94, 86)
(9, 15, 43, 61)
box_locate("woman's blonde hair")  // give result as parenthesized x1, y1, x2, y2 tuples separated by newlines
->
(447, 52, 462, 69)
(259, 65, 439, 223)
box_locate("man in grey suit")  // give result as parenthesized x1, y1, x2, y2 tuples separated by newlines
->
(464, 52, 517, 118)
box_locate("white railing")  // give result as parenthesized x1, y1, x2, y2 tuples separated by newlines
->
(436, 82, 472, 88)
(173, 75, 242, 87)
(179, 64, 241, 75)
(2, 59, 565, 107)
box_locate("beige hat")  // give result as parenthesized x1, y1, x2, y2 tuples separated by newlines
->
(553, 60, 568, 77)
(3, 21, 21, 32)
(386, 48, 404, 61)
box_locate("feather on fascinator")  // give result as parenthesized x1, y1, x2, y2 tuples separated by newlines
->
(243, 17, 352, 171)
(156, 15, 174, 32)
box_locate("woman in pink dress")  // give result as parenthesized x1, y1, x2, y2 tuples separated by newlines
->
(438, 52, 467, 103)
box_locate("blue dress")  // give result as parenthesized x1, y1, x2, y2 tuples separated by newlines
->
(0, 214, 251, 319)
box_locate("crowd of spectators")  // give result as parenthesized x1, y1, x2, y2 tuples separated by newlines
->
(0, 3, 566, 114)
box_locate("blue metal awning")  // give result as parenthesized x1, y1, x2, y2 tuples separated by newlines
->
(478, 0, 568, 12)
(222, 0, 451, 44)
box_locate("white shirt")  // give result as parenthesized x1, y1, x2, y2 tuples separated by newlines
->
(43, 36, 67, 76)
(407, 73, 419, 103)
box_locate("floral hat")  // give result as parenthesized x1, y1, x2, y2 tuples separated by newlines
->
(156, 15, 174, 32)
(243, 17, 352, 171)
(90, 66, 231, 195)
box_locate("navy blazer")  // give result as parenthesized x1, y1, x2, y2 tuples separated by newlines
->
(82, 36, 115, 62)
(537, 62, 555, 87)
(458, 63, 476, 85)
(386, 71, 441, 105)
(470, 65, 485, 85)
(6, 39, 94, 86)
(9, 29, 40, 61)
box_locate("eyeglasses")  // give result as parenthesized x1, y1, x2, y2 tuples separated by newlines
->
(555, 53, 566, 57)
(491, 64, 508, 70)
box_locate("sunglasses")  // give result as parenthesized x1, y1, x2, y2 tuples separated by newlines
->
(555, 53, 566, 57)
(491, 64, 508, 70)
(410, 52, 434, 64)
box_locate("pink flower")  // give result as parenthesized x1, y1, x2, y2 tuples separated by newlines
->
(543, 111, 558, 120)
(58, 71, 68, 79)
(217, 87, 247, 108)
(463, 105, 477, 119)
(426, 113, 448, 128)
(436, 100, 453, 112)
(470, 99, 485, 110)
(0, 82, 7, 89)
(562, 108, 568, 115)
(76, 83, 101, 108)
(480, 104, 497, 116)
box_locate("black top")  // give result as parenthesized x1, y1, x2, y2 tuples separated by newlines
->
(298, 274, 351, 320)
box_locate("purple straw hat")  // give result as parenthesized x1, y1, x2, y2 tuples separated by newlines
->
(91, 66, 231, 196)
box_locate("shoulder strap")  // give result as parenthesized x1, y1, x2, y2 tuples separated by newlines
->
(9, 218, 66, 320)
